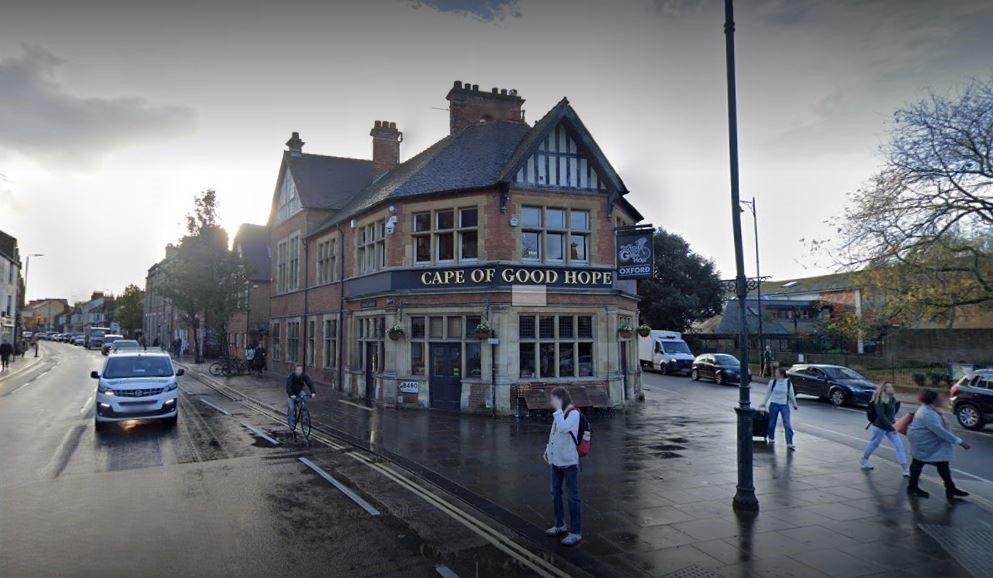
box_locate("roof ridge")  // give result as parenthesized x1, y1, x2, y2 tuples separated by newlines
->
(288, 151, 373, 164)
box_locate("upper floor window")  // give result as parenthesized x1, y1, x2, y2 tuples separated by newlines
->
(287, 234, 300, 291)
(413, 207, 478, 265)
(357, 220, 386, 274)
(276, 240, 288, 293)
(316, 238, 337, 284)
(521, 206, 590, 263)
(276, 171, 302, 224)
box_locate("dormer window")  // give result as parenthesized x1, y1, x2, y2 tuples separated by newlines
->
(276, 170, 301, 224)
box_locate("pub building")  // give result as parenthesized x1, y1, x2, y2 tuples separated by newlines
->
(266, 81, 644, 414)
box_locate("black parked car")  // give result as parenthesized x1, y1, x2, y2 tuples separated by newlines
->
(786, 364, 876, 407)
(692, 353, 746, 385)
(951, 370, 993, 430)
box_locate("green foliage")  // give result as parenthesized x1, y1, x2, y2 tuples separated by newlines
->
(156, 190, 247, 361)
(636, 229, 723, 332)
(115, 284, 144, 337)
(837, 77, 993, 323)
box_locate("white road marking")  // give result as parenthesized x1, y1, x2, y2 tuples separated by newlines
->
(435, 564, 460, 578)
(6, 378, 36, 395)
(200, 399, 231, 416)
(299, 457, 381, 517)
(79, 394, 95, 414)
(339, 400, 373, 412)
(240, 422, 280, 445)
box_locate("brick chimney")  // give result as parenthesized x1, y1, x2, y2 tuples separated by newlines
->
(370, 120, 402, 177)
(445, 81, 525, 135)
(285, 131, 305, 156)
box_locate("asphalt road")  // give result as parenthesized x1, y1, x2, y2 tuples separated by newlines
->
(0, 343, 552, 578)
(642, 370, 993, 488)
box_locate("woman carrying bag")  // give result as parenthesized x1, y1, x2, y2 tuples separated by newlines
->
(760, 368, 799, 451)
(543, 387, 583, 546)
(859, 382, 909, 476)
(906, 390, 971, 500)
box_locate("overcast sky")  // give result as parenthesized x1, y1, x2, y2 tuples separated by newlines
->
(2, 0, 992, 302)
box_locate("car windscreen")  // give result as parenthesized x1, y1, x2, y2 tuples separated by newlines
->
(661, 340, 691, 354)
(714, 354, 739, 367)
(103, 357, 174, 379)
(820, 366, 864, 380)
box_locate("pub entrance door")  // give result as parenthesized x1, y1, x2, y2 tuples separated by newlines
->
(429, 343, 462, 411)
(365, 344, 377, 401)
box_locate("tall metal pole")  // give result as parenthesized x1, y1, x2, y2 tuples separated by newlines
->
(725, 0, 758, 512)
(744, 199, 765, 358)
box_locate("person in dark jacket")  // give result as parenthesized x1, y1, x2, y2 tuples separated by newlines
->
(286, 364, 316, 429)
(0, 341, 12, 370)
(859, 382, 909, 475)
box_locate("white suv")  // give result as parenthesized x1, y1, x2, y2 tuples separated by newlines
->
(91, 351, 183, 429)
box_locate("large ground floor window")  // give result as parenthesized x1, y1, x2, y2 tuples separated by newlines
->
(408, 314, 483, 379)
(286, 320, 300, 363)
(519, 314, 594, 378)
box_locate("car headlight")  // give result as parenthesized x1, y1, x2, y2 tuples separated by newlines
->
(163, 381, 178, 392)
(98, 385, 115, 396)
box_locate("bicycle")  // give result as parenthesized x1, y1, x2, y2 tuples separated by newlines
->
(209, 356, 248, 377)
(290, 392, 313, 443)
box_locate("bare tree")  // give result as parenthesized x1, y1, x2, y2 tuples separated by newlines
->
(838, 77, 993, 323)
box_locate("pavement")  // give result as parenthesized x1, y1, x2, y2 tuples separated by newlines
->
(185, 362, 993, 577)
(1, 343, 562, 578)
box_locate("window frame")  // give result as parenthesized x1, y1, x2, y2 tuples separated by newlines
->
(411, 206, 479, 266)
(520, 206, 591, 264)
(316, 237, 337, 285)
(518, 314, 595, 379)
(357, 220, 386, 275)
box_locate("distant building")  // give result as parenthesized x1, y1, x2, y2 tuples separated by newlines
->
(227, 223, 271, 357)
(23, 298, 70, 332)
(0, 230, 21, 346)
(143, 246, 184, 349)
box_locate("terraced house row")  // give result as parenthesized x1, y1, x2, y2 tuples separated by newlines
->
(251, 81, 647, 414)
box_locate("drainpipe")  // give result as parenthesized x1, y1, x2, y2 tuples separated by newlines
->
(302, 238, 310, 369)
(336, 224, 346, 392)
(487, 303, 496, 415)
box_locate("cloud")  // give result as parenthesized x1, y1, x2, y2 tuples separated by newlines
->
(403, 0, 521, 21)
(0, 45, 196, 170)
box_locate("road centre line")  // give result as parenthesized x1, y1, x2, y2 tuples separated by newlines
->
(200, 398, 232, 416)
(339, 400, 373, 412)
(185, 367, 570, 578)
(299, 457, 381, 516)
(79, 394, 95, 413)
(240, 422, 280, 446)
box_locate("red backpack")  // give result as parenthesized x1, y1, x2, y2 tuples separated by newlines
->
(565, 408, 592, 458)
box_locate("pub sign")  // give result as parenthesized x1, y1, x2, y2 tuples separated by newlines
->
(616, 225, 654, 280)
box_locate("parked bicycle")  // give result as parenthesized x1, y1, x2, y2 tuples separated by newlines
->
(208, 356, 249, 377)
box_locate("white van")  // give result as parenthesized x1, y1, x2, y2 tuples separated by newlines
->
(638, 330, 695, 376)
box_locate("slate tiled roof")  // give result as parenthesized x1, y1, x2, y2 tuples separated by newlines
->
(692, 309, 790, 337)
(307, 99, 641, 237)
(755, 272, 856, 296)
(285, 153, 375, 211)
(234, 223, 271, 282)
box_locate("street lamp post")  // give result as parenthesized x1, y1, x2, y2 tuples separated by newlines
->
(741, 198, 764, 358)
(21, 253, 44, 343)
(723, 0, 759, 512)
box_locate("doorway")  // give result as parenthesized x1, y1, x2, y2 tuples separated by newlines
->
(429, 343, 462, 411)
(620, 341, 629, 401)
(365, 343, 377, 401)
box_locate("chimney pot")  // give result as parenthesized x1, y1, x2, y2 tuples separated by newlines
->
(454, 80, 462, 89)
(472, 84, 479, 91)
(509, 89, 517, 96)
(285, 131, 305, 154)
(370, 120, 401, 178)
(491, 87, 498, 94)
(500, 88, 508, 95)
(389, 122, 396, 129)
(445, 81, 526, 134)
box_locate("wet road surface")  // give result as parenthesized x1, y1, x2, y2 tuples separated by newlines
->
(0, 344, 566, 577)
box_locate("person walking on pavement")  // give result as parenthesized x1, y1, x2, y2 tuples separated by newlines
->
(285, 364, 316, 430)
(907, 390, 971, 500)
(255, 343, 267, 374)
(543, 386, 582, 546)
(0, 341, 11, 371)
(761, 346, 774, 377)
(859, 382, 909, 476)
(761, 367, 799, 450)
(33, 339, 39, 357)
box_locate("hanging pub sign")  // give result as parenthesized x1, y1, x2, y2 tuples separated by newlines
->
(615, 225, 655, 279)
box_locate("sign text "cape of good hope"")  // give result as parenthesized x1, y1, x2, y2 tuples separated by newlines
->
(418, 266, 613, 288)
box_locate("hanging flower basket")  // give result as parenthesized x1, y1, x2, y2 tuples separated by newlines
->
(474, 320, 493, 339)
(637, 324, 652, 338)
(387, 324, 404, 341)
(618, 325, 634, 340)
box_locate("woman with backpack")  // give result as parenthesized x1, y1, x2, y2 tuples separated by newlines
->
(907, 389, 971, 500)
(543, 386, 583, 546)
(859, 382, 909, 475)
(760, 368, 799, 450)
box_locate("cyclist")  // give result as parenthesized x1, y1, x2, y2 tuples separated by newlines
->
(286, 364, 316, 430)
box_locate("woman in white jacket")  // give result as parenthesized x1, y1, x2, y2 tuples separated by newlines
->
(543, 386, 582, 546)
(760, 368, 799, 450)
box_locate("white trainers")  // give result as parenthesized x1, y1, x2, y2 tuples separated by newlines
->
(787, 444, 797, 452)
(902, 465, 911, 477)
(545, 525, 568, 537)
(561, 533, 582, 546)
(859, 458, 874, 470)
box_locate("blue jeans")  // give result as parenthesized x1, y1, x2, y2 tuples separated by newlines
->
(287, 396, 307, 428)
(863, 425, 907, 464)
(551, 465, 581, 535)
(767, 402, 794, 445)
